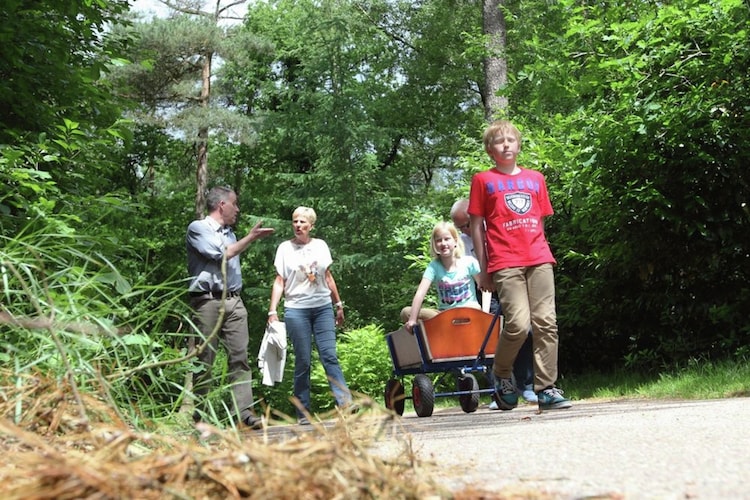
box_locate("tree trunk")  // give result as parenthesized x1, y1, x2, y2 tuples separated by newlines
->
(193, 51, 213, 221)
(195, 128, 209, 220)
(482, 0, 508, 121)
(184, 50, 214, 415)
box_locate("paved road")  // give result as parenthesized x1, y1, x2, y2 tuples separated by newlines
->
(374, 397, 750, 499)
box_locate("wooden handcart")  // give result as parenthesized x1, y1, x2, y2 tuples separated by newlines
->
(383, 306, 503, 417)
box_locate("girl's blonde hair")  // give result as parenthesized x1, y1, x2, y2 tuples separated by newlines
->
(292, 206, 317, 225)
(429, 221, 465, 259)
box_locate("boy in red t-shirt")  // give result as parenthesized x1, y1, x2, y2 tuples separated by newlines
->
(468, 120, 571, 411)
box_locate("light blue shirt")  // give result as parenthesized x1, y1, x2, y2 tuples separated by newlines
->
(423, 255, 480, 310)
(186, 216, 243, 293)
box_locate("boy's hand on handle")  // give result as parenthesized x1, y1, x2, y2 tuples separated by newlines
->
(478, 271, 495, 293)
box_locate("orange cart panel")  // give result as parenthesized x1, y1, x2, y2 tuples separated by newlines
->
(417, 307, 502, 362)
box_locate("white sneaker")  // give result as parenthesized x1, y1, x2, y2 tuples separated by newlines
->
(488, 400, 499, 410)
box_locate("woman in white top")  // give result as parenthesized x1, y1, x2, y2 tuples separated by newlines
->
(268, 206, 352, 424)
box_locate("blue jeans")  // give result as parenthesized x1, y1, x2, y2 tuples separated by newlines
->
(284, 305, 352, 417)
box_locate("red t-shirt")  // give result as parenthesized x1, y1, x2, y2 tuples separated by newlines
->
(468, 167, 556, 273)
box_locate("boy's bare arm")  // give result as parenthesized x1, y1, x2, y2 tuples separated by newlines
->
(470, 215, 494, 292)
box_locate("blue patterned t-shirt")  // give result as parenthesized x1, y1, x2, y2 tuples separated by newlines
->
(423, 256, 480, 310)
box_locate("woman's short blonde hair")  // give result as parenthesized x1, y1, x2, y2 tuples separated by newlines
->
(429, 221, 465, 259)
(292, 206, 317, 225)
(483, 120, 522, 154)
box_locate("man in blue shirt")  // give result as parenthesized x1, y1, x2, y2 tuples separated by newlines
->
(186, 186, 274, 429)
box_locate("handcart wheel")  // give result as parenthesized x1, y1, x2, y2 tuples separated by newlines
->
(384, 378, 405, 416)
(412, 374, 434, 417)
(457, 373, 480, 413)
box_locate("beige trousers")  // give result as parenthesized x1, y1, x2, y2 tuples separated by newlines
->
(491, 264, 559, 391)
(399, 306, 439, 323)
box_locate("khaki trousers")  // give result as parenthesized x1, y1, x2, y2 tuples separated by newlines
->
(399, 306, 439, 323)
(491, 264, 559, 391)
(191, 296, 255, 423)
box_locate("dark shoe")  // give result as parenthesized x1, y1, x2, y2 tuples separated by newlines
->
(494, 377, 518, 410)
(298, 416, 311, 426)
(537, 387, 572, 410)
(243, 415, 264, 430)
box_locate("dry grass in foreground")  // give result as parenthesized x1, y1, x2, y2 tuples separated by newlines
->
(0, 369, 556, 500)
(0, 369, 454, 499)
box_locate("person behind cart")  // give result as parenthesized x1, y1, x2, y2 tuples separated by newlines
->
(451, 198, 538, 406)
(400, 221, 482, 334)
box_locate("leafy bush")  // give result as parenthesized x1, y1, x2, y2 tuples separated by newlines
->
(337, 324, 393, 402)
(308, 324, 392, 412)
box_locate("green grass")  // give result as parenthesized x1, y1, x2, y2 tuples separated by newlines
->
(424, 358, 750, 411)
(561, 358, 750, 401)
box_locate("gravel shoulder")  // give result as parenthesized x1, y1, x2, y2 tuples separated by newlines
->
(374, 397, 750, 499)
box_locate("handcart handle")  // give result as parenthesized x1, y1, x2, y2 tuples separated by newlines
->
(476, 305, 502, 363)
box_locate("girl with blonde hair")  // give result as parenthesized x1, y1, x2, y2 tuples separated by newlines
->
(400, 221, 482, 333)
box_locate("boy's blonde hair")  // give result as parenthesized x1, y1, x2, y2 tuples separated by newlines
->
(292, 206, 317, 225)
(429, 221, 465, 259)
(483, 120, 522, 154)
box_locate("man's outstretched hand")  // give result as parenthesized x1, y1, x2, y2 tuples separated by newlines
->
(248, 221, 275, 241)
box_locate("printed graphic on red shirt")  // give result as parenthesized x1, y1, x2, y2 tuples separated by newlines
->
(503, 216, 541, 234)
(505, 192, 531, 215)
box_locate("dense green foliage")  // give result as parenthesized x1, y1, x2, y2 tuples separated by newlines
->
(1, 0, 748, 427)
(0, 0, 131, 144)
(529, 0, 750, 370)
